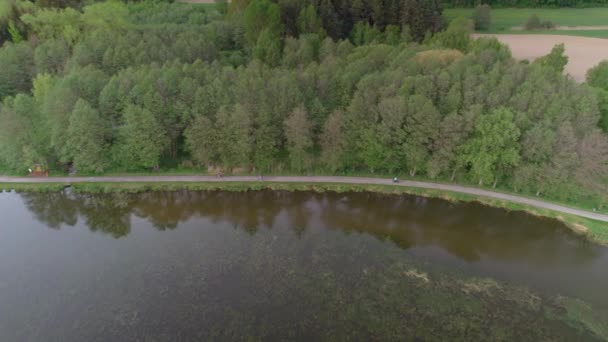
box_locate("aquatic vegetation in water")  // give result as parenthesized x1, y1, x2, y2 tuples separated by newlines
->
(0, 190, 607, 340)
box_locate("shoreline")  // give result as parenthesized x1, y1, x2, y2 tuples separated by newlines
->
(1, 177, 607, 245)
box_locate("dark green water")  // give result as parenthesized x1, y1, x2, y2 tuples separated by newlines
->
(0, 190, 607, 341)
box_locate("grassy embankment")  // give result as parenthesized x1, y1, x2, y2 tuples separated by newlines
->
(10, 165, 605, 215)
(444, 7, 608, 38)
(2, 180, 608, 245)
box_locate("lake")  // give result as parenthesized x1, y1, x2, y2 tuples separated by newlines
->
(0, 190, 607, 341)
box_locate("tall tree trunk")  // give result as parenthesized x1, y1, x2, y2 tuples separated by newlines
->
(492, 180, 497, 189)
(478, 178, 483, 186)
(450, 169, 456, 182)
(409, 166, 417, 177)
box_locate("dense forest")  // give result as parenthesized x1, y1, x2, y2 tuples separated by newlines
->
(0, 0, 607, 206)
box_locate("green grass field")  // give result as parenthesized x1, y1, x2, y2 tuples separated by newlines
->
(444, 8, 608, 38)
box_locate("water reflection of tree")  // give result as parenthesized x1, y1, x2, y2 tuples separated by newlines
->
(20, 192, 79, 229)
(77, 193, 133, 238)
(317, 193, 601, 265)
(19, 190, 602, 265)
(20, 192, 132, 238)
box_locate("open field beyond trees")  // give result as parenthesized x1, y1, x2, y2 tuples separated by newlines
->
(474, 34, 608, 81)
(445, 7, 608, 38)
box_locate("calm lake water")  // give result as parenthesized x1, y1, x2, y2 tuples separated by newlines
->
(0, 190, 607, 341)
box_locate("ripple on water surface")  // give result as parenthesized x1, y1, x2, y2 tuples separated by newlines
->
(0, 190, 606, 341)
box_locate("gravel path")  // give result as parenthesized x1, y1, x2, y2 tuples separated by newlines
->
(1, 175, 607, 222)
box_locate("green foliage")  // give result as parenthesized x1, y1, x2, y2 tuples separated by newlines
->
(461, 108, 520, 187)
(472, 4, 491, 31)
(587, 62, 608, 132)
(297, 4, 324, 37)
(253, 28, 282, 65)
(524, 14, 555, 30)
(215, 0, 228, 16)
(284, 105, 313, 171)
(525, 13, 541, 30)
(430, 17, 473, 52)
(65, 99, 109, 172)
(7, 20, 23, 42)
(321, 109, 345, 172)
(34, 39, 69, 74)
(243, 0, 282, 46)
(185, 114, 216, 167)
(21, 7, 83, 43)
(595, 89, 608, 133)
(350, 22, 382, 46)
(587, 61, 608, 91)
(114, 105, 168, 170)
(228, 0, 250, 17)
(383, 25, 401, 45)
(218, 104, 253, 169)
(0, 42, 35, 98)
(534, 43, 568, 73)
(0, 95, 43, 170)
(0, 0, 606, 208)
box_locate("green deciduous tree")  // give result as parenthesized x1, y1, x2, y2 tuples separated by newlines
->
(472, 4, 491, 31)
(243, 0, 282, 47)
(253, 28, 282, 66)
(284, 105, 313, 171)
(321, 109, 345, 172)
(8, 20, 23, 42)
(461, 108, 521, 188)
(215, 104, 253, 170)
(0, 95, 45, 171)
(65, 99, 109, 173)
(297, 4, 324, 37)
(34, 38, 69, 74)
(0, 42, 34, 98)
(535, 43, 568, 73)
(114, 105, 168, 170)
(587, 61, 608, 90)
(404, 95, 441, 176)
(430, 17, 472, 52)
(358, 126, 389, 173)
(185, 114, 217, 168)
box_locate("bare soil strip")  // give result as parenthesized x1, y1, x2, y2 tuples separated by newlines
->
(474, 34, 608, 82)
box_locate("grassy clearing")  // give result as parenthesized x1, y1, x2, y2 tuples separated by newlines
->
(2, 181, 607, 244)
(444, 7, 608, 38)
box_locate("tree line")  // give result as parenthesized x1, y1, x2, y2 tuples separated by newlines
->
(0, 0, 607, 207)
(229, 0, 444, 42)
